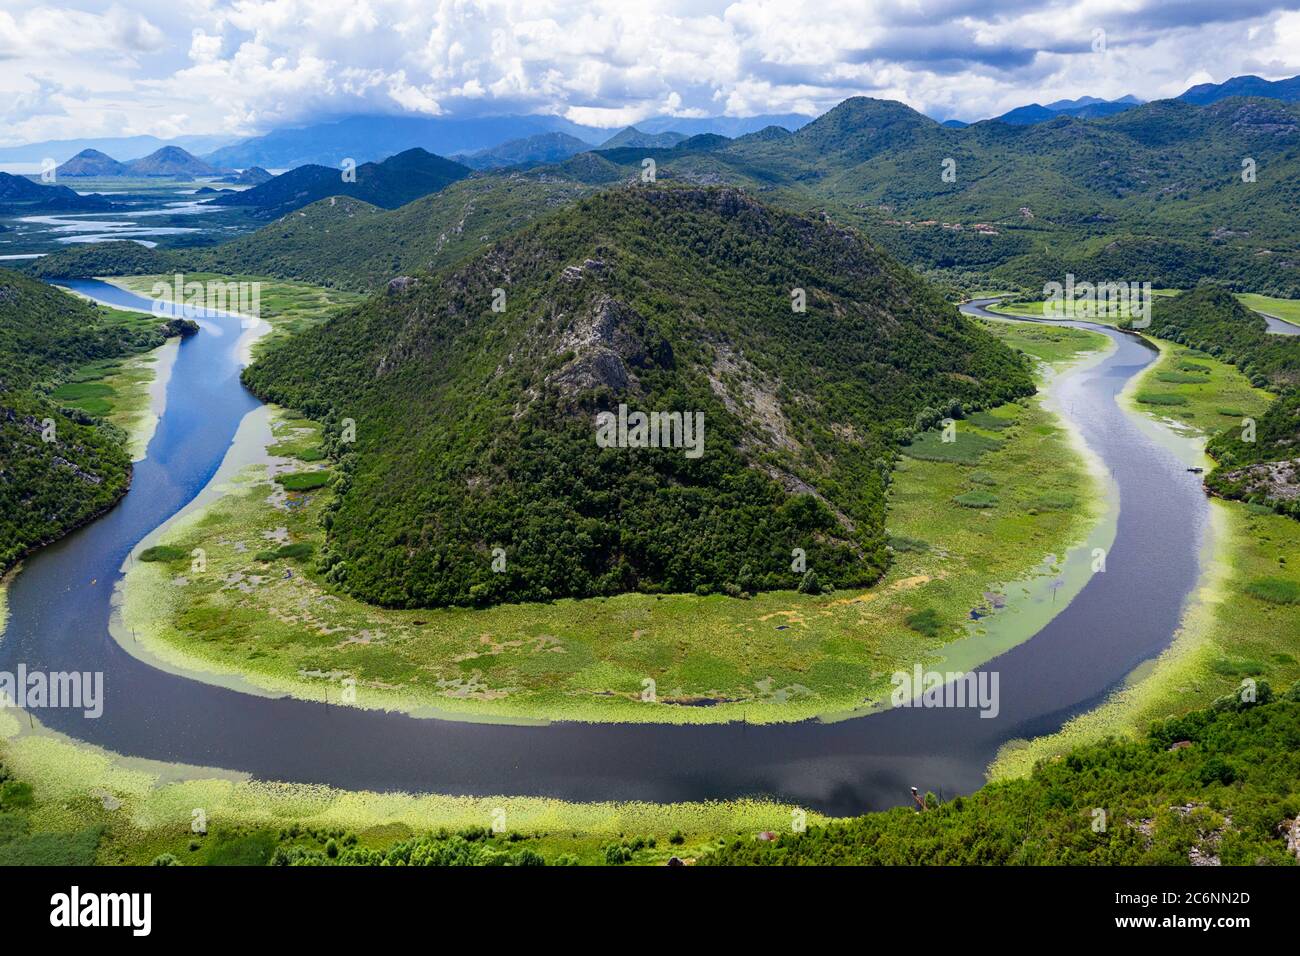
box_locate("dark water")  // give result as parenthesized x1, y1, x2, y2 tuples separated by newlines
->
(1261, 313, 1300, 336)
(0, 288, 1207, 815)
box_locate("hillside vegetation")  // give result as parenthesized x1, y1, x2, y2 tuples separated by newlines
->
(243, 186, 1033, 608)
(204, 147, 470, 218)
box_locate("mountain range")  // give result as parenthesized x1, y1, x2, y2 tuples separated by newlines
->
(0, 133, 236, 166)
(203, 148, 470, 218)
(32, 89, 1300, 305)
(4, 75, 1295, 174)
(55, 145, 227, 179)
(993, 95, 1144, 125)
(198, 112, 813, 169)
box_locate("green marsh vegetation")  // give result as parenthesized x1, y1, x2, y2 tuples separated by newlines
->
(107, 273, 364, 357)
(0, 706, 817, 865)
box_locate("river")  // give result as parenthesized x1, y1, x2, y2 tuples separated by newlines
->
(0, 287, 1208, 814)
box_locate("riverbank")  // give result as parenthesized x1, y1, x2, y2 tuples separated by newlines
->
(991, 341, 1300, 778)
(0, 708, 814, 865)
(115, 322, 1112, 724)
(104, 274, 364, 362)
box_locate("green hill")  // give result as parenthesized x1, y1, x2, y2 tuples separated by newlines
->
(194, 174, 598, 291)
(205, 147, 470, 218)
(583, 96, 1300, 295)
(26, 241, 180, 280)
(242, 185, 1033, 608)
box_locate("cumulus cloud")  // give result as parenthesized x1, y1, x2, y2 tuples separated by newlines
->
(0, 0, 1298, 143)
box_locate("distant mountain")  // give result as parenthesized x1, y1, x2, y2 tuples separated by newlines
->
(730, 125, 795, 145)
(599, 127, 688, 149)
(1178, 74, 1300, 105)
(125, 146, 224, 178)
(201, 114, 607, 169)
(0, 112, 811, 172)
(940, 119, 969, 129)
(0, 133, 237, 165)
(215, 166, 273, 185)
(632, 113, 811, 137)
(0, 171, 114, 213)
(455, 132, 590, 170)
(994, 96, 1143, 125)
(674, 133, 731, 151)
(55, 148, 128, 177)
(204, 147, 471, 218)
(242, 185, 1033, 608)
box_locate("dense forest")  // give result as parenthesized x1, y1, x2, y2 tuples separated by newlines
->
(243, 185, 1034, 608)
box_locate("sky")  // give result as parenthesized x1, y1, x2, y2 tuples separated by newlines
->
(3, 0, 1300, 146)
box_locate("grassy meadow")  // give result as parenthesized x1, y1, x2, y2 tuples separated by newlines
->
(1235, 292, 1300, 328)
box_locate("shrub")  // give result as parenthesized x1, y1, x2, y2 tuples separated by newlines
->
(139, 545, 188, 562)
(1245, 578, 1300, 605)
(276, 471, 331, 491)
(905, 607, 942, 637)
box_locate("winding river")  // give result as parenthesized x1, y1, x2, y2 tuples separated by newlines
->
(0, 287, 1209, 815)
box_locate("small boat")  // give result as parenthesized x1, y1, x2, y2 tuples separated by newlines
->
(1187, 466, 1204, 473)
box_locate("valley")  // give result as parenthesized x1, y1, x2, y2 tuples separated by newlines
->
(3, 53, 1300, 877)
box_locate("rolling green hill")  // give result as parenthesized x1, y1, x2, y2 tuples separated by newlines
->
(585, 96, 1300, 295)
(243, 185, 1033, 608)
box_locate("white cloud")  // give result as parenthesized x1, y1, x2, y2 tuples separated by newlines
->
(0, 0, 1299, 144)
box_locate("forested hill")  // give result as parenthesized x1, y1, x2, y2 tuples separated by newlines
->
(0, 270, 173, 573)
(243, 185, 1033, 608)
